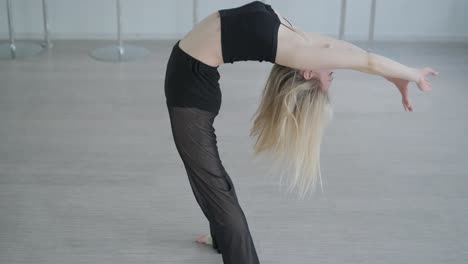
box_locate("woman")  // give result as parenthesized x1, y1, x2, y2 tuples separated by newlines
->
(164, 1, 438, 263)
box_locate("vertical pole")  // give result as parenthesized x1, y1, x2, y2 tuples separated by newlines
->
(368, 0, 377, 51)
(192, 0, 198, 27)
(338, 0, 347, 40)
(42, 0, 52, 48)
(89, 0, 149, 62)
(6, 0, 16, 58)
(116, 0, 124, 57)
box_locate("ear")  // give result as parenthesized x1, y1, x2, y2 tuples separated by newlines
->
(301, 70, 317, 80)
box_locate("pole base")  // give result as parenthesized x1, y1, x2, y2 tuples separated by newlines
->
(90, 44, 150, 62)
(0, 41, 44, 60)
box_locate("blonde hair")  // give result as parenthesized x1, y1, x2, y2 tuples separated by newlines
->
(249, 64, 334, 199)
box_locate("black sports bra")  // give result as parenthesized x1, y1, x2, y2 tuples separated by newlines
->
(218, 1, 295, 64)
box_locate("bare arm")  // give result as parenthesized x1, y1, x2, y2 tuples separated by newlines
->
(295, 32, 438, 112)
(272, 11, 437, 87)
(280, 43, 420, 82)
(288, 31, 418, 80)
(305, 32, 367, 53)
(303, 32, 411, 77)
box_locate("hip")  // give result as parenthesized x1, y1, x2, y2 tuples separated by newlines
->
(164, 41, 222, 114)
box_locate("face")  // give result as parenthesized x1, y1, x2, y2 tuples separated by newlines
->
(299, 69, 334, 92)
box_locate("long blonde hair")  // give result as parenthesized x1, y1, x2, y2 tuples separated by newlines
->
(249, 64, 334, 199)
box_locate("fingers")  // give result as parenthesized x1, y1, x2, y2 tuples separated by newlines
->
(402, 97, 411, 112)
(425, 79, 433, 91)
(403, 102, 413, 112)
(424, 67, 439, 76)
(416, 67, 437, 92)
(418, 78, 432, 92)
(403, 103, 410, 112)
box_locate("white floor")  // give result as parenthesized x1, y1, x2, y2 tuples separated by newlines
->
(0, 40, 467, 264)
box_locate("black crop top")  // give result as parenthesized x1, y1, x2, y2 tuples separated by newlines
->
(218, 1, 294, 64)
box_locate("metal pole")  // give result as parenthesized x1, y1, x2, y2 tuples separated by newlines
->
(338, 0, 347, 40)
(6, 0, 16, 58)
(0, 0, 43, 59)
(42, 0, 52, 48)
(89, 0, 149, 62)
(368, 0, 377, 51)
(116, 0, 124, 57)
(192, 0, 198, 26)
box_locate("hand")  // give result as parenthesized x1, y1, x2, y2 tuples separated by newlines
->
(384, 76, 413, 112)
(415, 67, 438, 92)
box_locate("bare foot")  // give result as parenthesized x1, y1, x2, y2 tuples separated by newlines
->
(196, 233, 221, 254)
(195, 234, 212, 245)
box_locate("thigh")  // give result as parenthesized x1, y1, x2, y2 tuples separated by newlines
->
(167, 106, 232, 192)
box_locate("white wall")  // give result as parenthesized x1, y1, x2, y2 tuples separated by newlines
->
(0, 0, 467, 41)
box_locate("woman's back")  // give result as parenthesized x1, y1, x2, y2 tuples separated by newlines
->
(179, 11, 223, 67)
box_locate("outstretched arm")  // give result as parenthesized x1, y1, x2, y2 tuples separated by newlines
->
(281, 32, 439, 111)
(271, 12, 419, 80)
(304, 32, 368, 53)
(283, 44, 419, 81)
(304, 33, 408, 78)
(302, 33, 437, 84)
(278, 39, 437, 91)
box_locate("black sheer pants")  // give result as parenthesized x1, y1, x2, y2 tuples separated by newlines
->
(167, 106, 260, 264)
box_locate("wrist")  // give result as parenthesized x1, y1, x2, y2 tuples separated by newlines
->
(409, 68, 420, 82)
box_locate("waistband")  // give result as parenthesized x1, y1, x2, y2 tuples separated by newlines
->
(173, 40, 220, 71)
